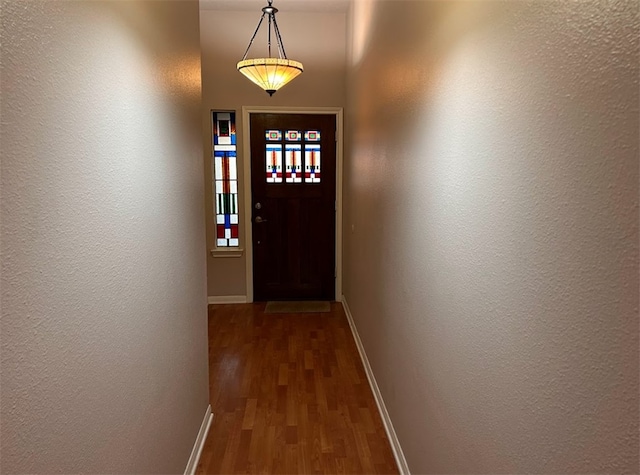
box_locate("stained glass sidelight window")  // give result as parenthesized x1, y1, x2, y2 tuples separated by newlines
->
(304, 143, 321, 183)
(212, 111, 239, 247)
(266, 143, 283, 183)
(285, 144, 302, 183)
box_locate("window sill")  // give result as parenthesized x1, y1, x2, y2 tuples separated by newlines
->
(210, 249, 244, 258)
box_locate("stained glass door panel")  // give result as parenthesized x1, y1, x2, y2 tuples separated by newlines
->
(266, 144, 283, 183)
(304, 144, 321, 183)
(285, 144, 302, 183)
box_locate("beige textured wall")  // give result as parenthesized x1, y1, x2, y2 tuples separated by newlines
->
(200, 8, 346, 298)
(345, 1, 639, 473)
(0, 1, 209, 473)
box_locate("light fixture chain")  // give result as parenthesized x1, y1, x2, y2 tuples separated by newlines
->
(271, 16, 288, 59)
(241, 11, 267, 61)
(267, 12, 272, 58)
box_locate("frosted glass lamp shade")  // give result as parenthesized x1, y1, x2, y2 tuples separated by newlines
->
(237, 58, 303, 96)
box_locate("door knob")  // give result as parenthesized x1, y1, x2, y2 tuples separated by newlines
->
(255, 216, 267, 223)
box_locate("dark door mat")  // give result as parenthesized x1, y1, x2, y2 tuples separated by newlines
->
(265, 301, 331, 314)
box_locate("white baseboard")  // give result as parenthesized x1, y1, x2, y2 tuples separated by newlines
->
(208, 295, 247, 304)
(184, 405, 213, 475)
(341, 296, 410, 475)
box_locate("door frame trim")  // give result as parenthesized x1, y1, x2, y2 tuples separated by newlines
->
(242, 106, 343, 303)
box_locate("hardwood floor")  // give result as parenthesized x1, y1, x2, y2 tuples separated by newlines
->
(195, 302, 399, 475)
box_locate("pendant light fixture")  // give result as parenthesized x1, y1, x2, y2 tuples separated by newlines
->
(237, 0, 303, 96)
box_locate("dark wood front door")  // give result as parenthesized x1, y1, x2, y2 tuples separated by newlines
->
(251, 113, 336, 301)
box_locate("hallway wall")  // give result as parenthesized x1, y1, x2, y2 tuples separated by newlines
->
(0, 1, 209, 473)
(344, 1, 639, 473)
(200, 7, 346, 298)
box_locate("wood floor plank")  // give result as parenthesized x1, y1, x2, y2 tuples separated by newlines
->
(195, 302, 399, 475)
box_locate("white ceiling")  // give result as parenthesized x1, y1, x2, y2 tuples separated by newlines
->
(199, 0, 351, 13)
